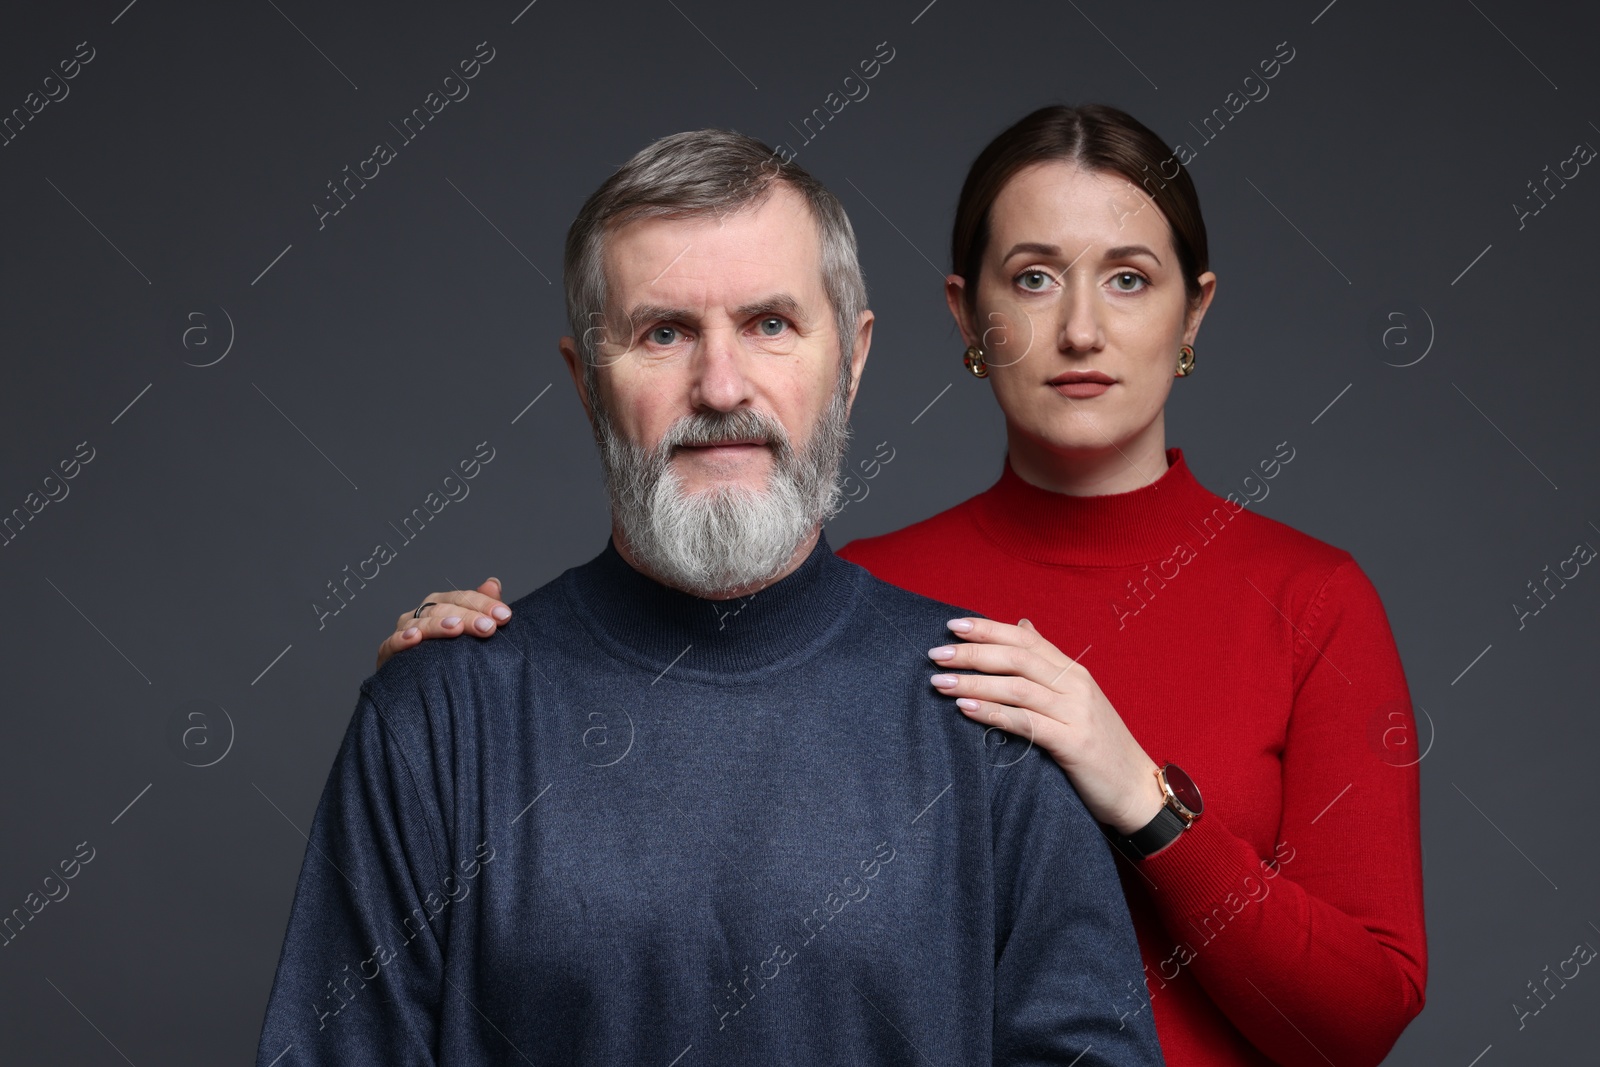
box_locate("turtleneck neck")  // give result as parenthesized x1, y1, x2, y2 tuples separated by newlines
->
(561, 529, 864, 680)
(971, 447, 1228, 568)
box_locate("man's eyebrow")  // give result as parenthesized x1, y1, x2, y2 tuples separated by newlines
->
(733, 294, 806, 322)
(621, 294, 808, 335)
(623, 304, 694, 334)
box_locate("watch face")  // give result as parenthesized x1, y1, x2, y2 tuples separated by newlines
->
(1165, 764, 1203, 816)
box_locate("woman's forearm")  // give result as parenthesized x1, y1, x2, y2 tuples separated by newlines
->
(1136, 809, 1425, 1067)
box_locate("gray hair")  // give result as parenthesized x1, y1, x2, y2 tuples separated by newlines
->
(563, 129, 869, 385)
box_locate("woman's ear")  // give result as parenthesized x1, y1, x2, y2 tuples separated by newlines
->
(945, 274, 977, 346)
(1183, 271, 1218, 344)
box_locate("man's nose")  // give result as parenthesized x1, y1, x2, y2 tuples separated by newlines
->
(688, 327, 755, 411)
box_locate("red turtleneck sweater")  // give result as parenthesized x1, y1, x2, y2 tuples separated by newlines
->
(836, 447, 1426, 1067)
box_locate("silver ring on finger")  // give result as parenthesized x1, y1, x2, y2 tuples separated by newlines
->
(413, 601, 438, 619)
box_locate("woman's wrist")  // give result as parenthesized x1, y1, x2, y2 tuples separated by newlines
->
(1107, 761, 1169, 835)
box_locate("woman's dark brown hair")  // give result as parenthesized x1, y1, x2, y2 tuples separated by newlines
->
(951, 104, 1209, 309)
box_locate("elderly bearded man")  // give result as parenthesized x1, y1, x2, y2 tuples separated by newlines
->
(253, 130, 1165, 1067)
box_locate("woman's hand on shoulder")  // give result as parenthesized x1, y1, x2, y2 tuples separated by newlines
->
(928, 617, 1167, 836)
(377, 577, 511, 670)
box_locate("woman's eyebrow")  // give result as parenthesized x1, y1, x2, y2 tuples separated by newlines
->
(999, 241, 1163, 267)
(1103, 243, 1162, 265)
(1000, 241, 1062, 261)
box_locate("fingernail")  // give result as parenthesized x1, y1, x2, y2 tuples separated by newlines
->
(403, 626, 419, 639)
(930, 674, 959, 688)
(492, 606, 511, 621)
(475, 617, 493, 632)
(488, 576, 501, 587)
(947, 619, 974, 633)
(444, 616, 462, 627)
(928, 646, 956, 661)
(956, 698, 981, 712)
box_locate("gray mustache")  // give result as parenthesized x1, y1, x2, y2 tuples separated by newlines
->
(661, 411, 790, 452)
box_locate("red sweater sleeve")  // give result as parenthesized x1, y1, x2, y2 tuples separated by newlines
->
(1136, 559, 1427, 1066)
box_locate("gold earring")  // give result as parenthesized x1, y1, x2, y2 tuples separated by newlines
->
(1175, 344, 1195, 377)
(963, 344, 989, 378)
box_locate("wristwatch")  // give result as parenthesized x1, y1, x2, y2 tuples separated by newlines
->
(1123, 763, 1203, 859)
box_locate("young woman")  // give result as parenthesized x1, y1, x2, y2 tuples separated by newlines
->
(374, 105, 1426, 1066)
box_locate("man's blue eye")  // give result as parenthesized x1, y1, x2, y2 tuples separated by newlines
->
(757, 317, 786, 336)
(650, 326, 679, 345)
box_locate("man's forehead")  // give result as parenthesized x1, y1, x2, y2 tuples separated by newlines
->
(603, 189, 826, 311)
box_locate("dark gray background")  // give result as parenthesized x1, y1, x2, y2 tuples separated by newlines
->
(1, 0, 1595, 1063)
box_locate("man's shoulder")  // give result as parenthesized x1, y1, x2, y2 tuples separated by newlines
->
(359, 569, 573, 721)
(835, 571, 1098, 828)
(840, 561, 986, 642)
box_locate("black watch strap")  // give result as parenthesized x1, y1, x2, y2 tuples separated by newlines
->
(1124, 805, 1188, 859)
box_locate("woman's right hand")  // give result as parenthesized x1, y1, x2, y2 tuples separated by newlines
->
(377, 577, 511, 669)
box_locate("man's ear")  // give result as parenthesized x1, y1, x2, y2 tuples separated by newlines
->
(558, 336, 595, 422)
(944, 274, 977, 346)
(845, 309, 874, 409)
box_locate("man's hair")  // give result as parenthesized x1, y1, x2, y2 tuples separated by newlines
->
(563, 129, 869, 381)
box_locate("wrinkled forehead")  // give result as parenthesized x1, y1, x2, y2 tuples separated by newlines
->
(601, 186, 829, 319)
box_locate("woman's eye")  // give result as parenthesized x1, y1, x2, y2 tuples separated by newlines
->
(1111, 271, 1147, 292)
(1017, 270, 1052, 291)
(756, 317, 788, 337)
(648, 325, 680, 345)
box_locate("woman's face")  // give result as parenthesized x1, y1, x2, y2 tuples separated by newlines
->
(948, 160, 1216, 462)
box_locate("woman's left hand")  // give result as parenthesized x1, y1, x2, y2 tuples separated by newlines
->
(929, 616, 1168, 835)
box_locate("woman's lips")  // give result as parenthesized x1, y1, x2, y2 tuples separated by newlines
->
(1052, 381, 1112, 398)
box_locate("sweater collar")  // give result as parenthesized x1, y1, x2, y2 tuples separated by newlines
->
(561, 529, 863, 679)
(970, 447, 1227, 567)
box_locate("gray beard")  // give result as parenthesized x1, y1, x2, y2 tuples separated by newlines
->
(591, 380, 852, 598)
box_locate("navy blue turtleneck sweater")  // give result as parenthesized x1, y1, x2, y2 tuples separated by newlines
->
(255, 533, 1165, 1065)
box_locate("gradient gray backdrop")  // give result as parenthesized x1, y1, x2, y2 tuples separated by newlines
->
(1, 0, 1595, 1063)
